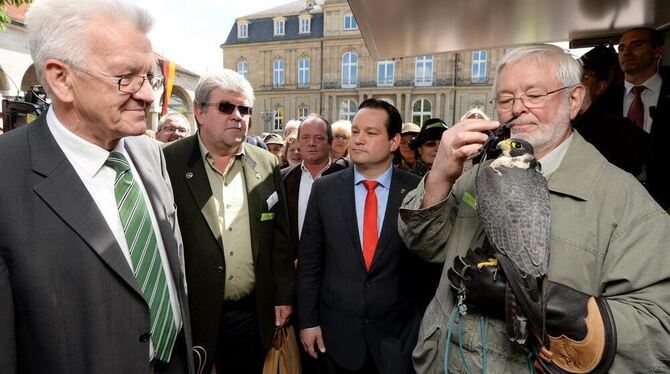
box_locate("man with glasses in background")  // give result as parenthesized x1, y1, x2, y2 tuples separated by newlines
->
(0, 0, 195, 372)
(399, 44, 670, 373)
(163, 69, 295, 374)
(156, 112, 191, 143)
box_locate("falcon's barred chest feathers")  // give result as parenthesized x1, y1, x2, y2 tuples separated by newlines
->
(475, 138, 551, 344)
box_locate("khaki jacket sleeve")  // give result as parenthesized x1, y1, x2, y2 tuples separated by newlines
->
(602, 197, 670, 372)
(398, 174, 462, 263)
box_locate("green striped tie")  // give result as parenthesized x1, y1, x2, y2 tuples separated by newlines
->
(105, 151, 178, 363)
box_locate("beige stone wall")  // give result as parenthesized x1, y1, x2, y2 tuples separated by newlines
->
(223, 0, 504, 135)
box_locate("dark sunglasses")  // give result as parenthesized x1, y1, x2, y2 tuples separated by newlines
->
(203, 101, 253, 116)
(422, 140, 440, 147)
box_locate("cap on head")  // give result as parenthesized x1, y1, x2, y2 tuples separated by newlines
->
(263, 133, 284, 146)
(580, 45, 617, 81)
(410, 118, 448, 150)
(401, 122, 420, 135)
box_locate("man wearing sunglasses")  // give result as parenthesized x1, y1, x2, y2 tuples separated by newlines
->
(399, 44, 670, 373)
(163, 70, 294, 374)
(0, 0, 195, 373)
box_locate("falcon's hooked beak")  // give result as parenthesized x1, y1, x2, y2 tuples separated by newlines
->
(496, 138, 512, 156)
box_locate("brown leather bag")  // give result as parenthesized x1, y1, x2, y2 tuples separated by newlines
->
(262, 325, 302, 374)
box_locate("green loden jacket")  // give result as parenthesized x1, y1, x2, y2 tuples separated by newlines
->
(398, 131, 670, 373)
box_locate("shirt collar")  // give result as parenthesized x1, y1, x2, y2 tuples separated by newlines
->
(46, 106, 127, 178)
(624, 72, 662, 95)
(537, 132, 573, 177)
(353, 163, 393, 189)
(300, 158, 332, 175)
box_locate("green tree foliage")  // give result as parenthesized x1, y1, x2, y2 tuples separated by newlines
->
(1, 0, 33, 31)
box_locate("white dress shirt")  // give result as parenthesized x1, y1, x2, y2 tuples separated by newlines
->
(46, 107, 182, 356)
(623, 73, 662, 133)
(297, 160, 332, 238)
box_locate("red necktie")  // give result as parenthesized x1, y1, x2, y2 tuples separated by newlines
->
(627, 85, 646, 129)
(362, 180, 379, 271)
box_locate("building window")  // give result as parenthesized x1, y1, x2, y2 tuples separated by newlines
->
(412, 99, 432, 125)
(339, 99, 358, 121)
(273, 59, 285, 88)
(415, 55, 433, 86)
(298, 106, 309, 120)
(274, 107, 284, 131)
(274, 19, 285, 36)
(341, 52, 358, 88)
(344, 12, 357, 30)
(237, 61, 248, 80)
(472, 50, 488, 83)
(298, 58, 310, 87)
(238, 22, 248, 39)
(299, 18, 311, 34)
(377, 60, 394, 87)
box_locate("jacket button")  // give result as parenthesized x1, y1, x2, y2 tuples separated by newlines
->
(216, 265, 224, 273)
(139, 332, 152, 342)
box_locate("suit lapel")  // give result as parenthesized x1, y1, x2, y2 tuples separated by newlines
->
(285, 165, 302, 247)
(125, 140, 185, 290)
(338, 168, 366, 269)
(242, 148, 263, 262)
(29, 118, 143, 298)
(182, 136, 224, 250)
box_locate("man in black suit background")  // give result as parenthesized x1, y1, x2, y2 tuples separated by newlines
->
(0, 0, 194, 372)
(297, 99, 425, 374)
(599, 27, 670, 211)
(163, 70, 295, 374)
(281, 114, 345, 254)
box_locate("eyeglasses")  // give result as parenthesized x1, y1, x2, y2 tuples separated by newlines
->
(421, 140, 439, 147)
(333, 135, 349, 141)
(162, 125, 189, 135)
(492, 86, 573, 111)
(203, 101, 253, 116)
(67, 62, 163, 93)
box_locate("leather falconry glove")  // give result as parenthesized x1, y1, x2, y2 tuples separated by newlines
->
(532, 281, 617, 374)
(447, 247, 507, 319)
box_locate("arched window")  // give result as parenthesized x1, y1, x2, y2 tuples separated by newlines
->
(339, 99, 358, 121)
(298, 106, 309, 120)
(415, 55, 433, 86)
(412, 99, 432, 125)
(273, 59, 285, 88)
(237, 60, 248, 80)
(298, 58, 310, 87)
(274, 107, 284, 131)
(341, 52, 358, 88)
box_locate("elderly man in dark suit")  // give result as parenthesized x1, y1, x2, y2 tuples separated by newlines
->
(297, 99, 427, 374)
(0, 0, 194, 373)
(163, 70, 295, 374)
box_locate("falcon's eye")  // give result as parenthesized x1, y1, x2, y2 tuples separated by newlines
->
(512, 141, 522, 149)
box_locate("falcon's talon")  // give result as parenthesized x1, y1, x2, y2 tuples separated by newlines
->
(477, 258, 498, 269)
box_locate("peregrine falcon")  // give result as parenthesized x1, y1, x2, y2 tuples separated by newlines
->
(475, 138, 551, 344)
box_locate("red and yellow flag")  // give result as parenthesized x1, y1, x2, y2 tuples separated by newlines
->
(161, 59, 177, 115)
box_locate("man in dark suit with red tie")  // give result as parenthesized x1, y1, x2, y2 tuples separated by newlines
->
(598, 27, 670, 211)
(297, 99, 428, 374)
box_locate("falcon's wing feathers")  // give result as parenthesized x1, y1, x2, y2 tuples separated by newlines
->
(476, 165, 551, 277)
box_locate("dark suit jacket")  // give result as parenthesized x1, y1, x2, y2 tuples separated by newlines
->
(597, 70, 670, 209)
(0, 115, 194, 373)
(280, 162, 347, 254)
(163, 134, 295, 374)
(297, 166, 427, 373)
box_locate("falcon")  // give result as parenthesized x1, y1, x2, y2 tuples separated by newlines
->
(475, 138, 551, 344)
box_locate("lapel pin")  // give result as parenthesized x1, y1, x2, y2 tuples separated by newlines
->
(401, 188, 406, 194)
(186, 172, 193, 179)
(256, 173, 261, 180)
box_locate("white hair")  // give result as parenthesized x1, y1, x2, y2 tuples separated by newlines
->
(27, 0, 153, 89)
(331, 120, 352, 134)
(493, 44, 582, 95)
(194, 69, 255, 108)
(158, 112, 189, 131)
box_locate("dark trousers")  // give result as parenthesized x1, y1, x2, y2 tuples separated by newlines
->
(322, 350, 380, 374)
(214, 292, 266, 374)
